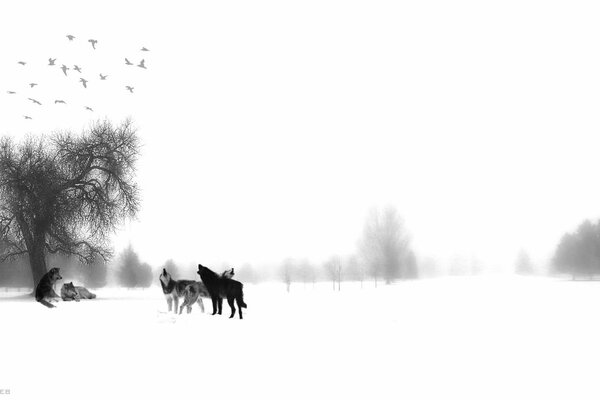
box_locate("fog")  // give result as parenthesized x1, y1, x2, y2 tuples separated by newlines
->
(1, 0, 599, 276)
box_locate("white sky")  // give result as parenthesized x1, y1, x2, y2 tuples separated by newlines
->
(1, 0, 600, 271)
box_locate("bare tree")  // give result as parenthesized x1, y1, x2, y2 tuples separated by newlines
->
(358, 206, 411, 285)
(280, 258, 294, 292)
(0, 119, 140, 289)
(324, 256, 342, 291)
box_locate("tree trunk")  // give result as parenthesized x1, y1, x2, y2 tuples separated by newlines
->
(28, 240, 48, 293)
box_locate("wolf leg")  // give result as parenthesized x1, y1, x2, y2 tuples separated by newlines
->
(167, 297, 173, 312)
(235, 296, 244, 319)
(217, 298, 223, 315)
(211, 296, 218, 315)
(197, 298, 205, 313)
(227, 296, 236, 319)
(173, 297, 179, 314)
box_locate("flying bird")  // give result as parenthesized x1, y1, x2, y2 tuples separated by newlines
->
(141, 47, 149, 51)
(66, 34, 75, 41)
(6, 91, 16, 94)
(55, 100, 66, 104)
(27, 98, 41, 105)
(88, 39, 98, 49)
(79, 78, 88, 88)
(137, 59, 146, 69)
(125, 58, 133, 65)
(17, 61, 26, 66)
(29, 83, 38, 88)
(84, 106, 93, 112)
(99, 73, 108, 80)
(61, 65, 69, 76)
(24, 116, 32, 120)
(73, 65, 82, 73)
(125, 86, 134, 93)
(48, 58, 56, 66)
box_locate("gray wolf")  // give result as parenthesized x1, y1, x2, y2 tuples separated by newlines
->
(179, 282, 211, 314)
(61, 282, 96, 301)
(159, 268, 207, 314)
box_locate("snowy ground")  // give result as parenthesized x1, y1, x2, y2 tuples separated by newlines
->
(1, 276, 600, 400)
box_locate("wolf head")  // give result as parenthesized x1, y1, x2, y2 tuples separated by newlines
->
(221, 268, 235, 279)
(62, 282, 77, 296)
(159, 268, 171, 286)
(197, 264, 219, 281)
(48, 267, 62, 282)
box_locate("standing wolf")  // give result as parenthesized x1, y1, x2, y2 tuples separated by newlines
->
(197, 264, 247, 319)
(179, 282, 210, 314)
(35, 267, 63, 308)
(159, 269, 196, 314)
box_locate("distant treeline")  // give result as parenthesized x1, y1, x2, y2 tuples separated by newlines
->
(553, 219, 600, 280)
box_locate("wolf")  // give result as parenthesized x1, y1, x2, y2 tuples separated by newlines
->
(222, 268, 235, 279)
(35, 268, 63, 308)
(61, 282, 97, 301)
(197, 264, 247, 319)
(179, 282, 210, 314)
(160, 269, 209, 314)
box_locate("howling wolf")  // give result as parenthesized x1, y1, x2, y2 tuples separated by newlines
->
(197, 264, 247, 319)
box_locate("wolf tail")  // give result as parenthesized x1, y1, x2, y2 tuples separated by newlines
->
(90, 293, 97, 299)
(38, 299, 55, 308)
(240, 293, 247, 309)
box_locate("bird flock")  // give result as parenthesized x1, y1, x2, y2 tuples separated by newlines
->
(7, 34, 150, 120)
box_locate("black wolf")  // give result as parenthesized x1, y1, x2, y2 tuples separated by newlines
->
(197, 264, 247, 319)
(35, 267, 63, 308)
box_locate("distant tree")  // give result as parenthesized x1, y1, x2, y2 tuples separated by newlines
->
(553, 220, 600, 279)
(358, 206, 412, 284)
(324, 256, 342, 291)
(515, 250, 534, 275)
(117, 245, 150, 288)
(280, 258, 294, 292)
(0, 119, 140, 289)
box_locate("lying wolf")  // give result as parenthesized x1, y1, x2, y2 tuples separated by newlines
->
(61, 282, 97, 301)
(35, 267, 63, 308)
